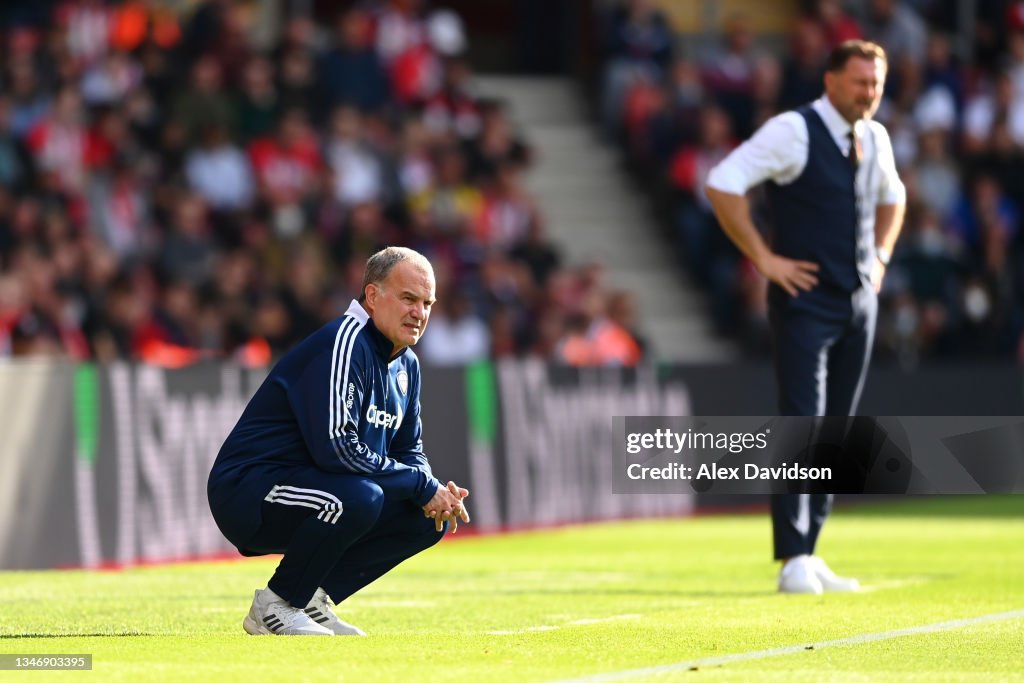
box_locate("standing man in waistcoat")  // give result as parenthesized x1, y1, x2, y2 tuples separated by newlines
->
(705, 40, 905, 593)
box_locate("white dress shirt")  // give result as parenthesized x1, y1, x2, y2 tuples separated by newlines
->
(706, 96, 905, 209)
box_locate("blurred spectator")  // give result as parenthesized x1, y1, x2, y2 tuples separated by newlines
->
(778, 17, 829, 111)
(373, 1, 467, 105)
(26, 86, 91, 198)
(186, 123, 254, 211)
(887, 210, 962, 358)
(963, 70, 1024, 153)
(668, 105, 740, 332)
(476, 161, 539, 253)
(971, 119, 1024, 206)
(109, 1, 181, 53)
(423, 57, 481, 139)
(1007, 19, 1024, 105)
(277, 46, 319, 116)
(555, 288, 642, 367)
(57, 0, 110, 67)
(600, 0, 674, 134)
(408, 144, 482, 248)
(606, 289, 648, 358)
(279, 238, 329, 340)
(395, 116, 435, 196)
(701, 14, 760, 138)
(464, 101, 530, 180)
(6, 56, 52, 139)
(319, 9, 390, 114)
(860, 0, 927, 101)
(921, 33, 963, 126)
(337, 200, 402, 266)
(0, 97, 33, 191)
(948, 174, 1019, 263)
(814, 0, 861, 49)
(666, 59, 705, 146)
(159, 192, 215, 287)
(80, 50, 143, 107)
(87, 154, 152, 260)
(207, 2, 254, 88)
(912, 128, 960, 218)
(324, 106, 387, 209)
(509, 219, 561, 288)
(248, 108, 323, 237)
(180, 0, 233, 67)
(172, 56, 235, 145)
(236, 56, 281, 144)
(418, 286, 490, 364)
(374, 0, 430, 65)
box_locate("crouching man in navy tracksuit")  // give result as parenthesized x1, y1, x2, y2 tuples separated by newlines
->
(208, 246, 470, 636)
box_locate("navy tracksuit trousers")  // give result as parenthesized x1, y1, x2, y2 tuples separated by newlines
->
(229, 467, 445, 608)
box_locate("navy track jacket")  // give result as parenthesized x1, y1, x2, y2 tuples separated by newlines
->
(208, 300, 440, 548)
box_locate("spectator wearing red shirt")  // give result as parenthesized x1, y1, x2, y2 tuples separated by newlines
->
(248, 109, 324, 237)
(476, 161, 539, 253)
(26, 86, 90, 197)
(815, 0, 862, 49)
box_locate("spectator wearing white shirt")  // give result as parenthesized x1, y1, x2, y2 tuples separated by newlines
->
(418, 287, 490, 365)
(325, 106, 385, 208)
(963, 70, 1024, 154)
(186, 124, 255, 211)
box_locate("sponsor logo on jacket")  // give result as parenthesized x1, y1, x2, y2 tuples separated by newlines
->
(366, 404, 402, 430)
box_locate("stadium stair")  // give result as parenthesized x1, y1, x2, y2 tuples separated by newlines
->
(475, 76, 736, 362)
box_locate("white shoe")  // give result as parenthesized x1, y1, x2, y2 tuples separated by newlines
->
(305, 587, 366, 636)
(778, 555, 824, 594)
(242, 588, 334, 636)
(809, 556, 860, 592)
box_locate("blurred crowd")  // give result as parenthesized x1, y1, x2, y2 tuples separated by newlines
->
(0, 0, 647, 367)
(600, 0, 1024, 364)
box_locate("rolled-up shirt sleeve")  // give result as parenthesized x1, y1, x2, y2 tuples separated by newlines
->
(871, 121, 906, 206)
(706, 111, 808, 195)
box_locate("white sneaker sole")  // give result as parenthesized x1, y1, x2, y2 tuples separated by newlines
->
(820, 579, 860, 593)
(243, 614, 270, 635)
(779, 583, 824, 594)
(323, 622, 366, 636)
(242, 614, 333, 636)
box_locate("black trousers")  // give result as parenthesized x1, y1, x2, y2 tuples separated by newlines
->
(768, 285, 877, 559)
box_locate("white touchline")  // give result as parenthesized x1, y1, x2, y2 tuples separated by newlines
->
(488, 614, 641, 636)
(549, 609, 1024, 683)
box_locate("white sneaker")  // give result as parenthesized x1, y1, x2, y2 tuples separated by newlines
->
(242, 588, 334, 636)
(809, 556, 860, 592)
(778, 555, 824, 594)
(305, 588, 366, 636)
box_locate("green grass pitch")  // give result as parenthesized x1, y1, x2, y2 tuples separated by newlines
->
(1, 497, 1022, 681)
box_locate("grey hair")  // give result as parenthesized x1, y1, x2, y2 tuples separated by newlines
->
(359, 246, 433, 301)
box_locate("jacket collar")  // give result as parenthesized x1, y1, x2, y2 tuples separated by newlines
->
(345, 299, 408, 363)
